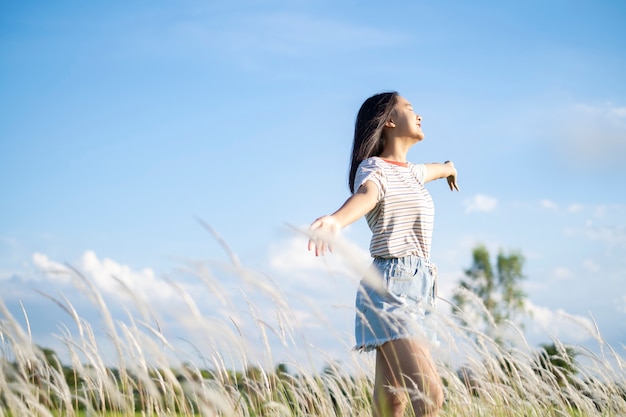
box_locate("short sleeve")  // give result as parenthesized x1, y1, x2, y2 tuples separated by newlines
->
(410, 163, 427, 184)
(354, 158, 385, 201)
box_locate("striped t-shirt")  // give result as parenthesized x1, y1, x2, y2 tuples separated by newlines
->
(355, 157, 434, 260)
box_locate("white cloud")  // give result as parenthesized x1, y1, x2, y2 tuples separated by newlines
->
(616, 295, 626, 314)
(32, 253, 73, 284)
(552, 267, 573, 281)
(582, 258, 600, 272)
(464, 194, 497, 213)
(269, 235, 328, 272)
(268, 233, 370, 279)
(565, 223, 626, 247)
(541, 199, 558, 210)
(562, 204, 626, 248)
(567, 203, 583, 213)
(32, 250, 178, 303)
(80, 250, 173, 301)
(593, 205, 608, 219)
(525, 301, 596, 343)
(608, 106, 626, 118)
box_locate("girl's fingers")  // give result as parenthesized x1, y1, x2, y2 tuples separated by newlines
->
(308, 216, 339, 256)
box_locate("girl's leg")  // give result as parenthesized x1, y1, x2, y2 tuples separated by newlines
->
(373, 338, 443, 417)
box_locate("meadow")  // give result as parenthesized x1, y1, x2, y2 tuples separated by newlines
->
(1, 242, 624, 417)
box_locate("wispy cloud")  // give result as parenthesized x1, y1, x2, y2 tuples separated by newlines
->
(464, 194, 497, 213)
(553, 102, 626, 167)
(541, 199, 558, 210)
(163, 11, 410, 71)
(565, 223, 626, 247)
(525, 300, 595, 343)
(215, 12, 409, 57)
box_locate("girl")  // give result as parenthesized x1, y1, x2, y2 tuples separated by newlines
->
(308, 91, 459, 417)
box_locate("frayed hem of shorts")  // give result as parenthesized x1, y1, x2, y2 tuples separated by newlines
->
(353, 334, 430, 353)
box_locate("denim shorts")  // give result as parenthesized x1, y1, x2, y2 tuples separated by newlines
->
(354, 256, 438, 352)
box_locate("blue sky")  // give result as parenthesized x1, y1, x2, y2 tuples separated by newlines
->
(1, 0, 625, 370)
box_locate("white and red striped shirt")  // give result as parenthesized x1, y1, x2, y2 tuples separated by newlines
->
(355, 157, 434, 260)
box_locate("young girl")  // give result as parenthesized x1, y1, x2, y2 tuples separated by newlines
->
(307, 91, 459, 417)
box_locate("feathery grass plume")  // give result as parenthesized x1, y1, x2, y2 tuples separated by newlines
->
(0, 228, 624, 416)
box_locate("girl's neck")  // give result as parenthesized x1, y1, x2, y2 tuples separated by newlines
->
(378, 152, 408, 164)
(379, 137, 411, 163)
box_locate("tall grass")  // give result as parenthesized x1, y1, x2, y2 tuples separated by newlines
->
(0, 239, 624, 416)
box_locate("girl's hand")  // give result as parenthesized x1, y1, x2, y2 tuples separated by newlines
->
(444, 161, 460, 191)
(307, 215, 341, 256)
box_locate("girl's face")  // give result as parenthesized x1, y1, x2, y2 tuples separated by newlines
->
(388, 96, 424, 141)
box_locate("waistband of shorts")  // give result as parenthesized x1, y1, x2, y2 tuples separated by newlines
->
(373, 255, 435, 269)
(374, 255, 435, 266)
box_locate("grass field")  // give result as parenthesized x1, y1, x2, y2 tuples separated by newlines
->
(1, 248, 624, 416)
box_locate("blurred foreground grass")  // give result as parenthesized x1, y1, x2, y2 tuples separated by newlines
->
(1, 249, 624, 416)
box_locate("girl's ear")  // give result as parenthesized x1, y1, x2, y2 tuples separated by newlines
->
(385, 108, 397, 128)
(384, 118, 395, 128)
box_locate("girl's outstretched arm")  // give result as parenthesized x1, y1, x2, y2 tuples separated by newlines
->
(424, 160, 460, 191)
(307, 180, 378, 256)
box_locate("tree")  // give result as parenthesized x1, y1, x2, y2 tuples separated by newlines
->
(535, 342, 578, 387)
(275, 363, 290, 379)
(452, 244, 528, 339)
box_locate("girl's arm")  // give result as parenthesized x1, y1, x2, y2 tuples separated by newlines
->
(307, 180, 379, 256)
(424, 161, 460, 191)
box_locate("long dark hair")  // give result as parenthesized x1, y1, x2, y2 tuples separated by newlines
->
(348, 91, 399, 193)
